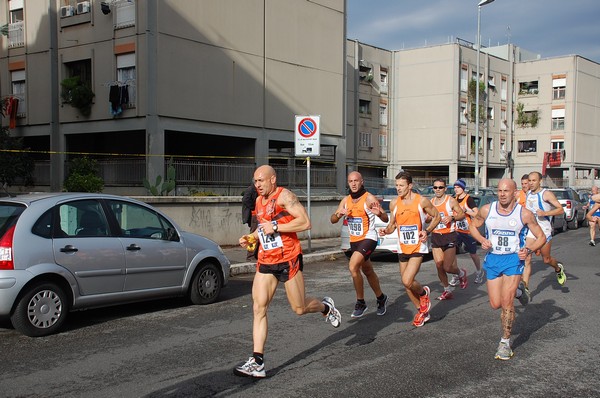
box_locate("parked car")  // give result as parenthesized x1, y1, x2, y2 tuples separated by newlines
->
(549, 188, 586, 229)
(0, 192, 230, 337)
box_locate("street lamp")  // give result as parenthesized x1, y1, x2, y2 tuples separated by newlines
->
(474, 0, 495, 195)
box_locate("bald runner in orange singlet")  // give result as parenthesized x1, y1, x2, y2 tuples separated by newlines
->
(234, 165, 341, 378)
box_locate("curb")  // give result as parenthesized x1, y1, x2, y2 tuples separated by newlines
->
(229, 250, 343, 276)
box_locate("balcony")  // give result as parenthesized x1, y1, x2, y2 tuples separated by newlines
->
(8, 21, 24, 48)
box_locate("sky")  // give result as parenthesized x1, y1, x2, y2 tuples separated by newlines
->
(346, 0, 600, 64)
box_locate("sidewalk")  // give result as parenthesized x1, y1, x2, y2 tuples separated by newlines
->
(223, 237, 343, 275)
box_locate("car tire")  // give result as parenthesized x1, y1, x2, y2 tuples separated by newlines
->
(10, 281, 69, 337)
(190, 262, 222, 305)
(567, 213, 579, 230)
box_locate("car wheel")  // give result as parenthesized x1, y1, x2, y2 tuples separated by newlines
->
(567, 213, 579, 229)
(561, 220, 568, 233)
(11, 281, 69, 337)
(190, 262, 222, 305)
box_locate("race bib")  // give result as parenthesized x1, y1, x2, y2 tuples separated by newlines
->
(347, 217, 364, 237)
(456, 219, 469, 230)
(399, 225, 419, 245)
(491, 229, 518, 253)
(257, 228, 284, 251)
(436, 212, 447, 229)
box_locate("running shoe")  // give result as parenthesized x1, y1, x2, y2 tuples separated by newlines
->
(436, 290, 454, 300)
(376, 294, 388, 316)
(322, 297, 341, 328)
(351, 301, 368, 318)
(590, 240, 596, 247)
(556, 263, 567, 286)
(494, 341, 514, 361)
(459, 268, 469, 289)
(474, 269, 485, 284)
(233, 357, 266, 378)
(419, 286, 431, 313)
(412, 311, 430, 327)
(449, 274, 460, 287)
(517, 281, 530, 306)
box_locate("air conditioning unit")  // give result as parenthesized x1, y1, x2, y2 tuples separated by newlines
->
(60, 5, 75, 17)
(77, 1, 91, 14)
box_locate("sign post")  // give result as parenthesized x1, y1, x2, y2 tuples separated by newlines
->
(295, 115, 320, 252)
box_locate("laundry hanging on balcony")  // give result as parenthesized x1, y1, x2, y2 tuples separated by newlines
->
(5, 96, 19, 129)
(108, 84, 129, 116)
(542, 151, 563, 176)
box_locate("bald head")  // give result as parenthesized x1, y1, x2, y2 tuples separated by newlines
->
(347, 171, 364, 193)
(498, 178, 517, 190)
(254, 165, 277, 197)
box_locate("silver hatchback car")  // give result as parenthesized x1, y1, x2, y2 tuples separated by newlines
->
(0, 193, 230, 337)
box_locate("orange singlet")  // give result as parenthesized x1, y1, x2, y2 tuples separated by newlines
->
(455, 194, 472, 234)
(394, 193, 428, 254)
(431, 195, 455, 234)
(345, 193, 378, 243)
(517, 190, 527, 206)
(254, 187, 302, 265)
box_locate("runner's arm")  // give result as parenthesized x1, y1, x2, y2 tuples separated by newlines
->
(586, 203, 600, 222)
(541, 191, 565, 217)
(262, 189, 311, 234)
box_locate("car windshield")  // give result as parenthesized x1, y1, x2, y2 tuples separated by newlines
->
(551, 190, 570, 200)
(0, 203, 26, 237)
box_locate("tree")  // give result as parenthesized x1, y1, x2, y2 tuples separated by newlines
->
(63, 157, 104, 192)
(0, 127, 34, 189)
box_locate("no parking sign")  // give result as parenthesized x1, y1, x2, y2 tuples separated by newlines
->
(294, 115, 320, 156)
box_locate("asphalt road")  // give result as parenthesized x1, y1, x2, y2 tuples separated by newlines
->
(1, 227, 599, 398)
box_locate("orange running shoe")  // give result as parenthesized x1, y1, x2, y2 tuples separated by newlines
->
(413, 311, 430, 327)
(419, 286, 431, 313)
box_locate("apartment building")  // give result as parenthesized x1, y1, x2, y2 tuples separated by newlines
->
(0, 0, 347, 194)
(345, 39, 392, 186)
(513, 55, 600, 186)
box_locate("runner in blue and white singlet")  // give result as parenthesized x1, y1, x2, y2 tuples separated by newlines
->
(468, 178, 547, 361)
(525, 188, 553, 241)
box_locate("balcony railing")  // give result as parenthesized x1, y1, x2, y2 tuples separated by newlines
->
(8, 21, 24, 48)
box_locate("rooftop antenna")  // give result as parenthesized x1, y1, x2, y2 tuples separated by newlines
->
(506, 25, 511, 45)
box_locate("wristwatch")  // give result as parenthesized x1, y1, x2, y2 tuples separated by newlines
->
(272, 222, 278, 233)
(525, 248, 533, 255)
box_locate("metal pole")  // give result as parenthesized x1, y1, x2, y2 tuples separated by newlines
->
(474, 4, 481, 195)
(306, 156, 312, 252)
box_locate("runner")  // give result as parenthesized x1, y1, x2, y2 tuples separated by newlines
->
(378, 171, 440, 327)
(469, 178, 546, 360)
(331, 171, 389, 317)
(428, 179, 467, 301)
(452, 179, 485, 284)
(517, 174, 529, 206)
(234, 165, 341, 378)
(585, 186, 600, 246)
(521, 171, 567, 304)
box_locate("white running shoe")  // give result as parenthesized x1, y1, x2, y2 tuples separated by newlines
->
(323, 297, 341, 328)
(234, 357, 266, 378)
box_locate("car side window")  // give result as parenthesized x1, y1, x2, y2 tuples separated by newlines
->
(107, 200, 179, 241)
(57, 200, 110, 237)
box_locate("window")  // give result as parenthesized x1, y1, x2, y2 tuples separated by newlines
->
(359, 100, 371, 115)
(380, 69, 388, 93)
(552, 76, 566, 100)
(379, 104, 387, 126)
(488, 75, 495, 89)
(500, 140, 506, 160)
(57, 200, 109, 237)
(8, 0, 24, 48)
(359, 132, 371, 148)
(379, 134, 387, 158)
(519, 81, 538, 95)
(518, 140, 537, 153)
(65, 59, 92, 87)
(460, 66, 468, 92)
(11, 70, 26, 116)
(501, 77, 507, 101)
(117, 53, 136, 107)
(107, 200, 178, 241)
(470, 135, 482, 154)
(459, 135, 467, 158)
(115, 0, 136, 29)
(460, 102, 467, 125)
(501, 108, 507, 130)
(487, 106, 494, 120)
(552, 108, 565, 130)
(551, 140, 564, 152)
(487, 137, 493, 151)
(472, 71, 482, 81)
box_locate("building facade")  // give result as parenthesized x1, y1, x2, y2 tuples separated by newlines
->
(1, 0, 347, 194)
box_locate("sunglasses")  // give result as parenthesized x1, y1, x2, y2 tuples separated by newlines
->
(432, 186, 446, 190)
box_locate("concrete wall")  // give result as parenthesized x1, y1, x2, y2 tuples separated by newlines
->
(137, 195, 344, 246)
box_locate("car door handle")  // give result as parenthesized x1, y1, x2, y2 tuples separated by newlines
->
(126, 244, 141, 251)
(60, 245, 78, 253)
